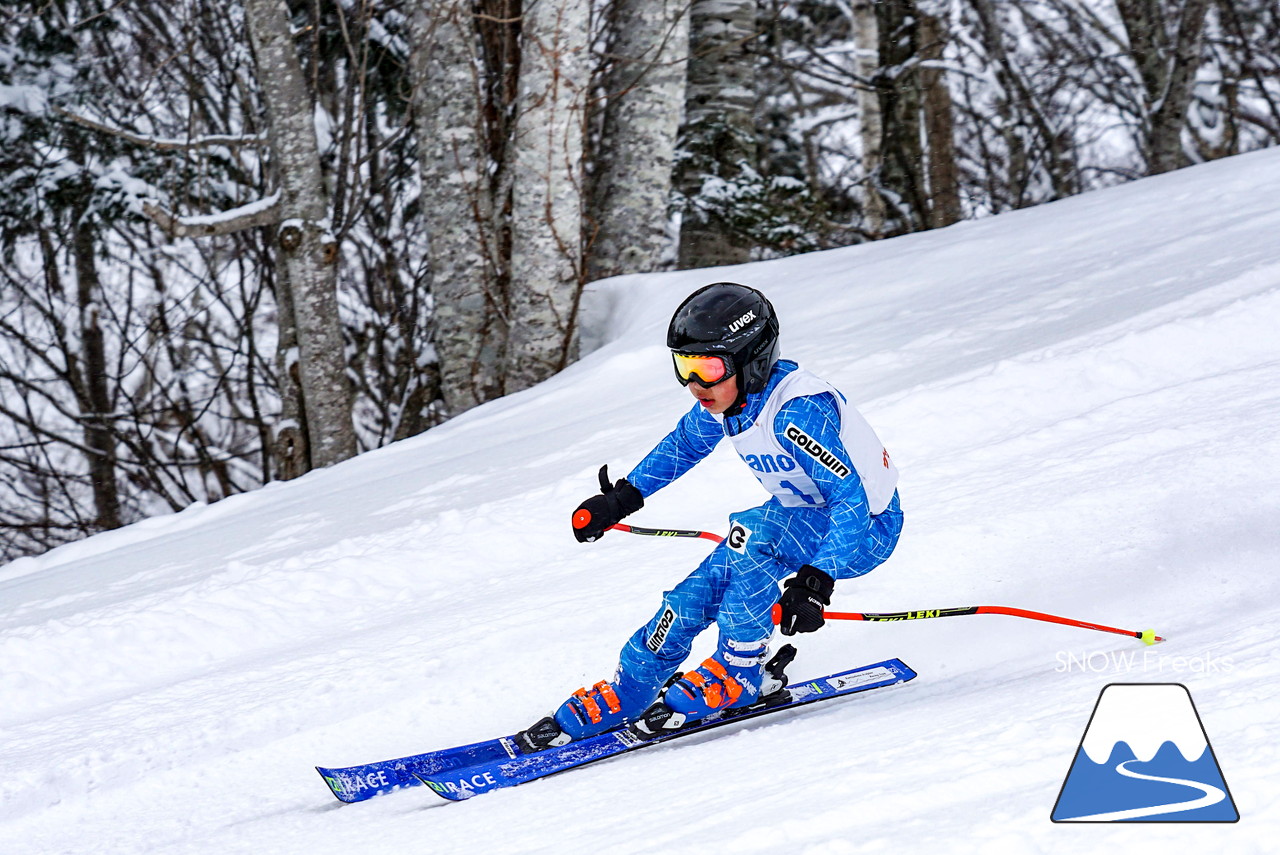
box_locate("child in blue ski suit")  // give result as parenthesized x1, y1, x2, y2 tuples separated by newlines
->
(519, 283, 903, 750)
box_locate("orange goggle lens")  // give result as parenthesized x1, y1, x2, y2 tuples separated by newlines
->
(672, 352, 731, 387)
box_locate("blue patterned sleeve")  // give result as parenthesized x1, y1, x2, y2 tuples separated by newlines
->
(773, 394, 873, 579)
(626, 403, 724, 498)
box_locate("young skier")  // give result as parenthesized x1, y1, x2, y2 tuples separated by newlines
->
(519, 282, 903, 750)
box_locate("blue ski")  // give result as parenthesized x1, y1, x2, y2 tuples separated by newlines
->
(413, 657, 916, 802)
(317, 735, 523, 803)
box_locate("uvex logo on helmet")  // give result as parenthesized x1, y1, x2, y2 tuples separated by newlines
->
(728, 310, 756, 334)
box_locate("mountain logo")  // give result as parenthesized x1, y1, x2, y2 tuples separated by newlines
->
(1051, 683, 1238, 822)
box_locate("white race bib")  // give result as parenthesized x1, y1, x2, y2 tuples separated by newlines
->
(727, 370, 898, 514)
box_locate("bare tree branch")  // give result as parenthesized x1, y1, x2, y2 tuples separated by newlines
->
(52, 106, 268, 151)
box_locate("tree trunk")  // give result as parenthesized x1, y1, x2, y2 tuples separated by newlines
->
(918, 7, 962, 227)
(411, 0, 509, 416)
(244, 0, 355, 470)
(877, 0, 928, 232)
(1151, 0, 1212, 173)
(1115, 0, 1211, 174)
(969, 0, 1039, 206)
(1217, 0, 1280, 146)
(271, 260, 310, 480)
(506, 0, 591, 391)
(586, 0, 688, 281)
(71, 216, 123, 531)
(676, 0, 759, 268)
(851, 0, 886, 237)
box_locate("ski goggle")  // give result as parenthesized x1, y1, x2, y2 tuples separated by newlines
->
(672, 352, 733, 388)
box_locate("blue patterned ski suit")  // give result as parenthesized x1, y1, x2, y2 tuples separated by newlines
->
(613, 360, 904, 695)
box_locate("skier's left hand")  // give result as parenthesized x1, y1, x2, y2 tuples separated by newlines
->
(571, 465, 644, 542)
(777, 565, 834, 635)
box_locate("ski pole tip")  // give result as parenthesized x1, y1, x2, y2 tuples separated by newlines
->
(1138, 629, 1164, 645)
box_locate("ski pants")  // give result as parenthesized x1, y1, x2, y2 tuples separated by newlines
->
(614, 492, 903, 697)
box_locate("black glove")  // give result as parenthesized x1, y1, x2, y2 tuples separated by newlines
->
(777, 565, 835, 636)
(571, 465, 644, 542)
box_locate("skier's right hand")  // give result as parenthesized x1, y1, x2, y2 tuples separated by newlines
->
(777, 565, 835, 635)
(571, 465, 644, 542)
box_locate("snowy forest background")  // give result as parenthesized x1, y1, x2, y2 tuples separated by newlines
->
(1, 0, 1277, 561)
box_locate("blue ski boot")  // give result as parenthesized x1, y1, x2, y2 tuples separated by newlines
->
(518, 665, 664, 752)
(631, 642, 795, 738)
(665, 636, 770, 718)
(627, 636, 773, 740)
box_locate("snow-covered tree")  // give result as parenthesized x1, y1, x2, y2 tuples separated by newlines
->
(676, 0, 761, 268)
(410, 0, 507, 416)
(0, 2, 281, 556)
(586, 0, 688, 281)
(506, 0, 593, 390)
(3, 0, 1278, 560)
(243, 0, 355, 470)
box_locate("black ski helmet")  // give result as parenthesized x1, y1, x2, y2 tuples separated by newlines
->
(667, 282, 780, 394)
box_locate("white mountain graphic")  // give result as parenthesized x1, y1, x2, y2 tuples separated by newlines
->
(1081, 684, 1206, 764)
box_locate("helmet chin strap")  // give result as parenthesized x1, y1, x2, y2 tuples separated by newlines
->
(723, 357, 780, 418)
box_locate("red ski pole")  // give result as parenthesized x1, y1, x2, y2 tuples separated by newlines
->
(609, 525, 1164, 646)
(771, 603, 1164, 645)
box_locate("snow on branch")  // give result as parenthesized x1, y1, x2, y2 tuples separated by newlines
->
(52, 107, 268, 152)
(143, 192, 283, 238)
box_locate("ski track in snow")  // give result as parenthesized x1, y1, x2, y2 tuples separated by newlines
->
(3, 149, 1280, 853)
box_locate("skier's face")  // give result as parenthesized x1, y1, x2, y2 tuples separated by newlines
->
(688, 373, 739, 414)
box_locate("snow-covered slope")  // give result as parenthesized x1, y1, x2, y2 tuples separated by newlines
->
(3, 148, 1279, 854)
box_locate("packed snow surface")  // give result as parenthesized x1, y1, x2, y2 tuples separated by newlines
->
(3, 149, 1279, 853)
